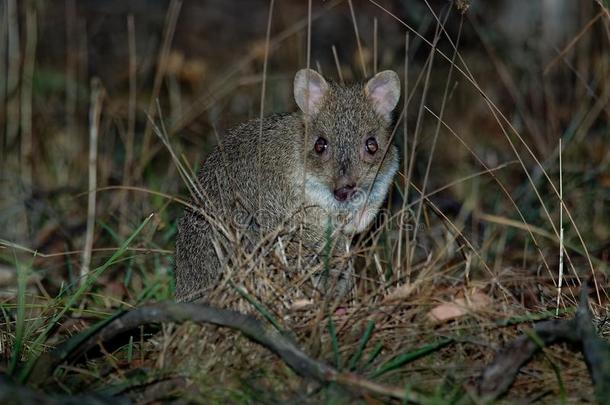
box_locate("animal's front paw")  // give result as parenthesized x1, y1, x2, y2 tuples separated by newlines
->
(312, 267, 355, 298)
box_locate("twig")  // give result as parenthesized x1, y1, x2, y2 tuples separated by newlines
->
(543, 12, 603, 75)
(0, 238, 172, 258)
(373, 17, 378, 74)
(478, 287, 610, 402)
(331, 45, 344, 83)
(478, 319, 577, 401)
(139, 0, 182, 176)
(396, 32, 409, 283)
(5, 0, 20, 146)
(65, 0, 78, 146)
(20, 2, 37, 194)
(81, 79, 105, 283)
(0, 4, 6, 158)
(0, 374, 129, 405)
(126, 376, 188, 403)
(347, 0, 368, 77)
(556, 138, 564, 315)
(257, 0, 275, 223)
(119, 14, 137, 237)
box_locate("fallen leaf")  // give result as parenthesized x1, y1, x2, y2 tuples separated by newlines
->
(290, 298, 314, 310)
(428, 302, 468, 322)
(0, 264, 15, 286)
(428, 289, 492, 322)
(383, 282, 418, 302)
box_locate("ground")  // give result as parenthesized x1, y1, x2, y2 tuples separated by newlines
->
(0, 0, 609, 403)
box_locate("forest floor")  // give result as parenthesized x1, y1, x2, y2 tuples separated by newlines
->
(1, 0, 609, 403)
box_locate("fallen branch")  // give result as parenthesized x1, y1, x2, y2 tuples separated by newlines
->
(0, 374, 127, 405)
(27, 291, 607, 402)
(30, 302, 422, 403)
(478, 288, 610, 402)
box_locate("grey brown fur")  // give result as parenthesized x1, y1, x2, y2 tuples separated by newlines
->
(175, 69, 401, 302)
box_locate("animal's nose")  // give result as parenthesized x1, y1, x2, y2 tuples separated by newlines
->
(334, 184, 356, 202)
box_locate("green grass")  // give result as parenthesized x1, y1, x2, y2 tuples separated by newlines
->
(9, 213, 153, 384)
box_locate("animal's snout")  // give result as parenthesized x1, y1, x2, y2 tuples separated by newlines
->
(334, 184, 356, 202)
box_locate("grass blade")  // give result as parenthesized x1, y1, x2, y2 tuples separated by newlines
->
(348, 320, 375, 371)
(18, 213, 154, 383)
(372, 338, 453, 378)
(231, 281, 286, 334)
(7, 254, 29, 376)
(327, 316, 341, 369)
(362, 341, 384, 371)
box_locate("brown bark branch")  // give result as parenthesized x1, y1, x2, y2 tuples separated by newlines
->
(30, 302, 422, 403)
(478, 288, 610, 402)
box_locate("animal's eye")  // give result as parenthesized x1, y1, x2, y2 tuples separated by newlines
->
(314, 137, 328, 154)
(365, 137, 378, 155)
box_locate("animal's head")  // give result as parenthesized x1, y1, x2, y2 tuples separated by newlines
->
(294, 68, 400, 233)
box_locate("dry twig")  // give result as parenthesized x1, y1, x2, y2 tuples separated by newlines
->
(478, 287, 610, 402)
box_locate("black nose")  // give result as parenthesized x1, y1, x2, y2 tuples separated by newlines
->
(334, 184, 356, 202)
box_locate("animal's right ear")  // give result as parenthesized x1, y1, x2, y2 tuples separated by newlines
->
(294, 69, 329, 116)
(365, 70, 400, 121)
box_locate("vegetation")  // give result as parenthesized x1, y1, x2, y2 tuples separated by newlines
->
(1, 0, 609, 403)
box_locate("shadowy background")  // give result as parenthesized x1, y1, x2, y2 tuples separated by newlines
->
(2, 0, 607, 293)
(0, 0, 609, 402)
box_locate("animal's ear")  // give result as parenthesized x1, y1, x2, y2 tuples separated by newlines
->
(365, 70, 401, 120)
(294, 69, 329, 116)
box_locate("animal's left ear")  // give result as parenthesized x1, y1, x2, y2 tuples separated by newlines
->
(294, 68, 329, 117)
(365, 70, 401, 120)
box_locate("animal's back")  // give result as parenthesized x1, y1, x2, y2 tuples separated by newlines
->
(174, 113, 304, 301)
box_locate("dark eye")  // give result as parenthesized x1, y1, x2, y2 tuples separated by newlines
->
(314, 137, 328, 154)
(365, 137, 378, 155)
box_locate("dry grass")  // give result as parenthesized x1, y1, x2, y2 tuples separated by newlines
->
(1, 0, 609, 403)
